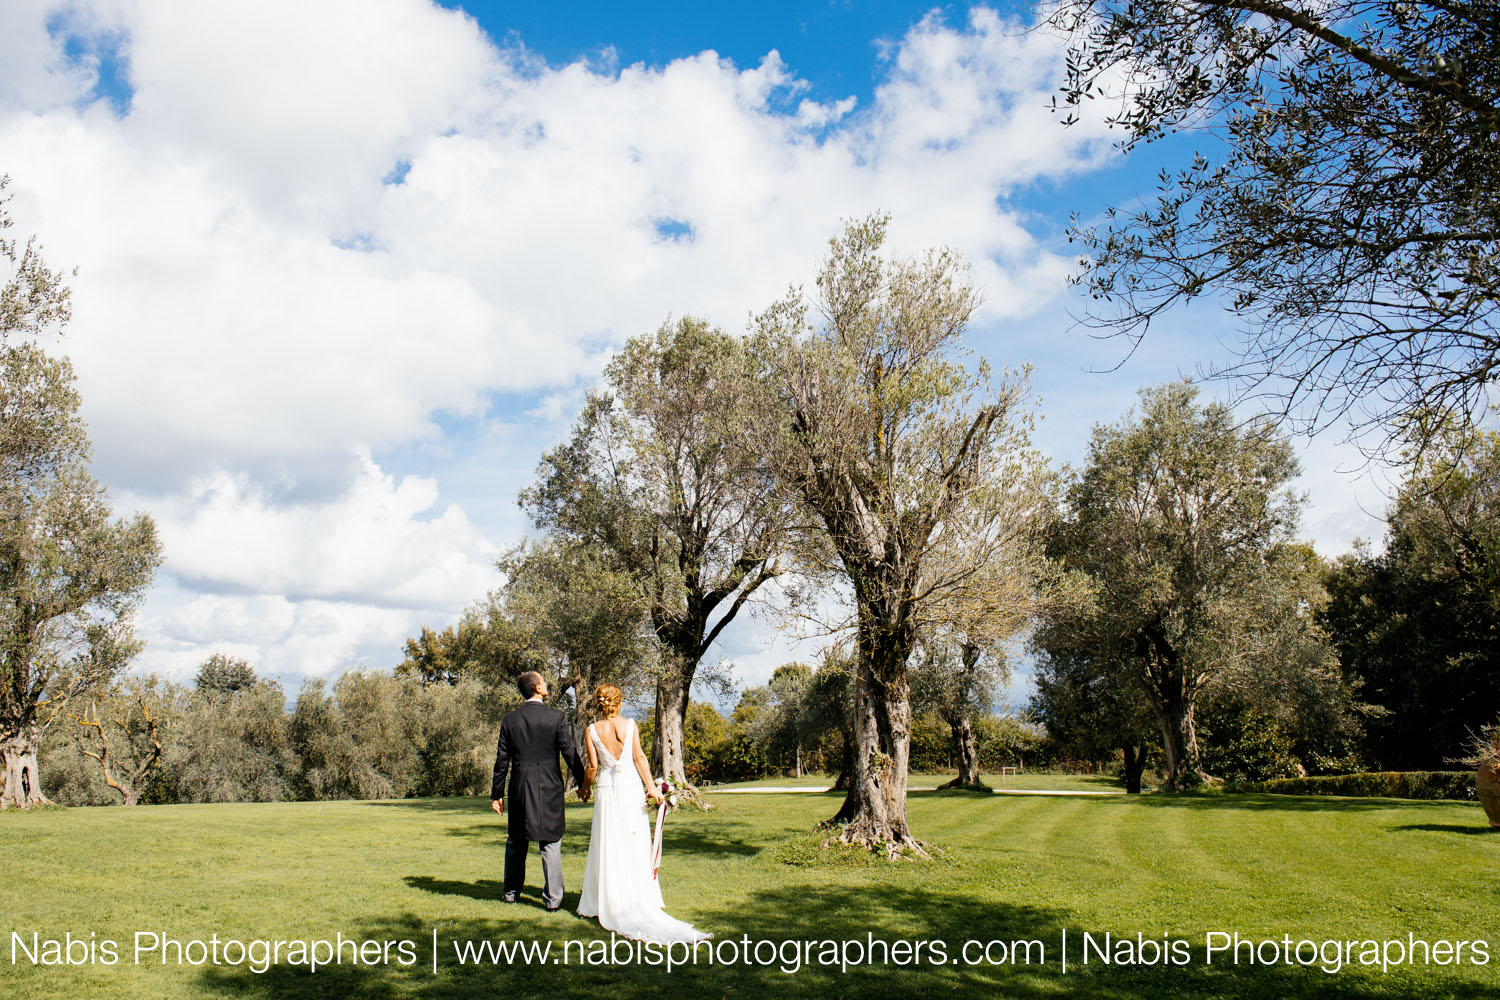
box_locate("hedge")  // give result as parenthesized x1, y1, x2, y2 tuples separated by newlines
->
(1227, 771, 1477, 801)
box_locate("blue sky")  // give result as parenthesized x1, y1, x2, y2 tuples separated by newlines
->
(450, 0, 918, 95)
(0, 1, 1389, 704)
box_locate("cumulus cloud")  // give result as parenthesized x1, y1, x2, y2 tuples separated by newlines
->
(148, 449, 500, 609)
(5, 2, 1113, 482)
(140, 585, 444, 685)
(130, 450, 502, 681)
(1, 1, 1127, 684)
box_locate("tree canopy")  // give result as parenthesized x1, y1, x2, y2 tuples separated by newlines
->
(1051, 2, 1500, 456)
(746, 213, 1052, 853)
(195, 654, 258, 695)
(1045, 380, 1313, 788)
(492, 540, 655, 731)
(1, 191, 161, 808)
(521, 317, 788, 792)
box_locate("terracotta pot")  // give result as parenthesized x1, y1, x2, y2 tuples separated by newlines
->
(1479, 761, 1500, 829)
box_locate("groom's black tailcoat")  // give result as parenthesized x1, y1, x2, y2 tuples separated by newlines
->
(491, 700, 586, 843)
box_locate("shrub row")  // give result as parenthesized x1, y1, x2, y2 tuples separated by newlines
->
(1228, 771, 1477, 801)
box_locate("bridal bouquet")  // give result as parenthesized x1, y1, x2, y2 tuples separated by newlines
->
(657, 776, 683, 811)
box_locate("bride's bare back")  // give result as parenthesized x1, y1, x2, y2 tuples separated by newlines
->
(586, 714, 661, 804)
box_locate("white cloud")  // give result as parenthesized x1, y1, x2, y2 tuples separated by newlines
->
(2, 2, 1135, 684)
(0, 1, 101, 110)
(1291, 435, 1392, 556)
(147, 449, 500, 610)
(117, 0, 498, 223)
(6, 2, 1115, 483)
(128, 450, 501, 681)
(138, 584, 441, 686)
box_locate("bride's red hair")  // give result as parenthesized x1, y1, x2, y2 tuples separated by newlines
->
(594, 684, 623, 717)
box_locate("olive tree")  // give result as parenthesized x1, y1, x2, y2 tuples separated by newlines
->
(1, 319, 160, 807)
(746, 214, 1052, 855)
(1048, 380, 1307, 789)
(1, 180, 162, 807)
(495, 540, 656, 735)
(1030, 627, 1159, 792)
(1050, 2, 1500, 458)
(522, 319, 788, 798)
(68, 678, 170, 807)
(194, 653, 258, 695)
(0, 175, 73, 345)
(912, 637, 1009, 791)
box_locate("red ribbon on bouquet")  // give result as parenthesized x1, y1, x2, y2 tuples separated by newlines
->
(650, 780, 669, 879)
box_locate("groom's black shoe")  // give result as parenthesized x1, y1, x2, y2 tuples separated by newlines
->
(545, 906, 560, 913)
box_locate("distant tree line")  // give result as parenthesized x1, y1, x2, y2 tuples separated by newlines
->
(1322, 420, 1500, 771)
(637, 655, 1047, 787)
(41, 647, 1051, 806)
(1031, 404, 1500, 785)
(41, 656, 517, 806)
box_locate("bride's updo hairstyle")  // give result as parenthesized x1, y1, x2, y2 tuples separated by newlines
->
(594, 684, 623, 718)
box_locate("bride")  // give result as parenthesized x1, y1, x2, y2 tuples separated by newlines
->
(577, 684, 711, 944)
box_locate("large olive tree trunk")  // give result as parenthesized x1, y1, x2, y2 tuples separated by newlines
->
(648, 646, 720, 809)
(1122, 742, 1146, 794)
(832, 733, 854, 791)
(825, 620, 926, 858)
(0, 727, 49, 809)
(1140, 624, 1212, 791)
(1152, 697, 1211, 791)
(939, 711, 984, 790)
(645, 578, 772, 810)
(652, 670, 690, 787)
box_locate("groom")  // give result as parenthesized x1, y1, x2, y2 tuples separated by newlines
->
(491, 671, 588, 910)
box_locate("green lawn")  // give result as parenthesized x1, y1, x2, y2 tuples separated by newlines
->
(714, 771, 1125, 792)
(2, 790, 1496, 999)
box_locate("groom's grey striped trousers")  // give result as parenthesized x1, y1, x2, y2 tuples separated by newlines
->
(504, 836, 563, 909)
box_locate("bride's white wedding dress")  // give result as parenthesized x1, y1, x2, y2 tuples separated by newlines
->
(576, 719, 711, 944)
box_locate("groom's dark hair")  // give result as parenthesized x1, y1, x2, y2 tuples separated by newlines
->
(517, 671, 545, 699)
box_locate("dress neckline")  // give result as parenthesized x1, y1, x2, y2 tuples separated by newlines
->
(591, 718, 632, 763)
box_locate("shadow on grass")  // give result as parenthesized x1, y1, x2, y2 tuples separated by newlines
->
(198, 882, 1494, 1000)
(705, 790, 846, 800)
(404, 876, 510, 902)
(659, 825, 765, 859)
(404, 875, 585, 912)
(440, 823, 507, 841)
(1389, 823, 1499, 836)
(432, 814, 773, 863)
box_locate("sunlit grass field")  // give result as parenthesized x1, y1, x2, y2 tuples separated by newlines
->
(714, 771, 1125, 792)
(2, 786, 1496, 999)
